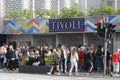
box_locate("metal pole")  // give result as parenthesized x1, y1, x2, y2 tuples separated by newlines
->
(104, 27, 107, 76)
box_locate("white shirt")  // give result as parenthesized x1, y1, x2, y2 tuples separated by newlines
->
(70, 52, 79, 62)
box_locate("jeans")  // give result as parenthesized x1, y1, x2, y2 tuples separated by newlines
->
(96, 56, 103, 68)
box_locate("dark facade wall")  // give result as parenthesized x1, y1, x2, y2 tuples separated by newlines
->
(87, 33, 104, 49)
(33, 35, 56, 49)
(6, 33, 106, 50)
(58, 33, 83, 48)
(0, 34, 6, 46)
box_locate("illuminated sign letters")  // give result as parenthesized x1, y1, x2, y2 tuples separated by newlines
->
(49, 18, 84, 32)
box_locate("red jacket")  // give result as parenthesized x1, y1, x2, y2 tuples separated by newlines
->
(78, 49, 84, 65)
(112, 51, 120, 62)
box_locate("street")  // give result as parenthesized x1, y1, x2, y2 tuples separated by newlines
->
(0, 72, 120, 80)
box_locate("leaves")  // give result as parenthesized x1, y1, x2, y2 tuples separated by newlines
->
(4, 9, 32, 19)
(88, 8, 101, 16)
(22, 9, 32, 19)
(4, 3, 120, 19)
(88, 3, 115, 16)
(60, 4, 84, 18)
(4, 10, 20, 19)
(99, 3, 115, 15)
(35, 9, 58, 18)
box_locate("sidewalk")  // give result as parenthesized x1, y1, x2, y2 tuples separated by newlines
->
(0, 69, 119, 78)
(51, 72, 114, 78)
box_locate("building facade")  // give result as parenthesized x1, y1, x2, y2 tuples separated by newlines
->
(2, 15, 120, 51)
(0, 0, 120, 51)
(0, 0, 120, 18)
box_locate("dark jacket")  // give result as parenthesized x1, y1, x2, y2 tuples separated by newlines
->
(6, 50, 16, 60)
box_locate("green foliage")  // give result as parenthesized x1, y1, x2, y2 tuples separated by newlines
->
(4, 10, 20, 19)
(4, 9, 32, 19)
(4, 3, 120, 19)
(60, 7, 70, 17)
(21, 9, 32, 19)
(88, 3, 115, 16)
(35, 9, 58, 18)
(35, 9, 46, 18)
(98, 3, 115, 15)
(88, 8, 101, 16)
(60, 4, 84, 18)
(116, 8, 120, 14)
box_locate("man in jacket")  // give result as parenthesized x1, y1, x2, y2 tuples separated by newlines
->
(111, 49, 120, 76)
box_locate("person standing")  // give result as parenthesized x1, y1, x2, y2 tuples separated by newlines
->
(78, 47, 84, 72)
(111, 49, 120, 76)
(6, 45, 16, 70)
(47, 48, 60, 75)
(59, 45, 66, 74)
(69, 48, 79, 75)
(96, 45, 103, 72)
(0, 47, 5, 71)
(0, 43, 7, 71)
(86, 47, 95, 75)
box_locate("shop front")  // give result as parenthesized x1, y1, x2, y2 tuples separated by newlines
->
(2, 16, 120, 50)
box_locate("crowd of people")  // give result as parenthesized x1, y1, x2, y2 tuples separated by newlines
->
(47, 44, 105, 75)
(0, 43, 50, 71)
(0, 42, 120, 76)
(47, 44, 120, 76)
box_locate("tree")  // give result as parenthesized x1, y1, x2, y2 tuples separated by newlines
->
(98, 3, 115, 15)
(60, 4, 84, 18)
(4, 10, 20, 19)
(20, 9, 32, 19)
(60, 7, 70, 18)
(35, 9, 58, 18)
(4, 9, 32, 19)
(116, 8, 120, 14)
(35, 9, 45, 18)
(88, 4, 115, 16)
(88, 8, 101, 16)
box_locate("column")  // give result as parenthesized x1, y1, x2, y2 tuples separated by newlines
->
(45, 0, 50, 18)
(83, 33, 87, 45)
(0, 0, 4, 18)
(31, 35, 34, 46)
(75, 0, 79, 4)
(0, 0, 4, 33)
(58, 0, 60, 14)
(32, 0, 35, 18)
(56, 34, 59, 47)
(23, 0, 30, 9)
(84, 0, 87, 16)
(45, 0, 50, 10)
(65, 0, 70, 8)
(115, 0, 118, 13)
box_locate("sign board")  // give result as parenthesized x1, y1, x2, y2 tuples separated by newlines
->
(102, 14, 109, 23)
(49, 18, 84, 32)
